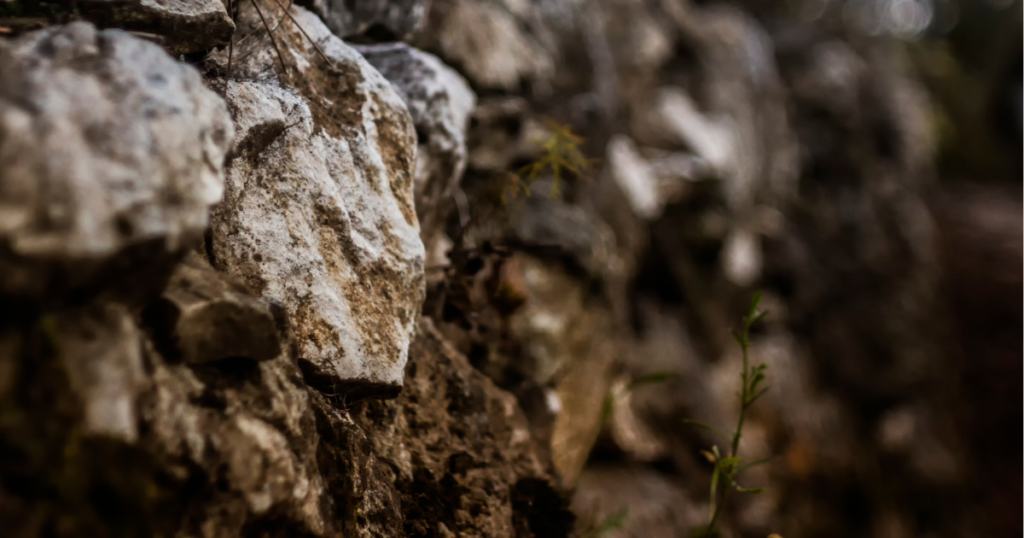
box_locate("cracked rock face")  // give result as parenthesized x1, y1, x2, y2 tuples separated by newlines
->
(357, 43, 476, 253)
(207, 2, 425, 398)
(0, 22, 234, 305)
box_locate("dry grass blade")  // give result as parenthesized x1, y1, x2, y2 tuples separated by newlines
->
(250, 0, 288, 73)
(226, 0, 235, 81)
(268, 0, 333, 67)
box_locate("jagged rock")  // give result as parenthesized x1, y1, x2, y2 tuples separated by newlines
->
(80, 0, 235, 54)
(206, 2, 425, 398)
(151, 254, 282, 364)
(356, 43, 476, 254)
(0, 22, 234, 306)
(302, 0, 428, 41)
(0, 0, 234, 53)
(353, 318, 573, 537)
(140, 345, 339, 537)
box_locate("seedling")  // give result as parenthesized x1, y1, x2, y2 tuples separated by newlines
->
(688, 292, 774, 538)
(504, 121, 596, 201)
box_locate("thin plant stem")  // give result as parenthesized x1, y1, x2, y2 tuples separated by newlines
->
(269, 0, 332, 66)
(731, 338, 750, 457)
(250, 0, 287, 74)
(226, 0, 235, 81)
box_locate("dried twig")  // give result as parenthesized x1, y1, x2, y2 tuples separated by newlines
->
(250, 0, 288, 73)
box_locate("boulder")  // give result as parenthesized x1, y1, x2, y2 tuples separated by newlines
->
(206, 2, 424, 399)
(0, 22, 233, 306)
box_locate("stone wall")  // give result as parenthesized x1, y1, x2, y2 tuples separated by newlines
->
(1, 1, 1018, 537)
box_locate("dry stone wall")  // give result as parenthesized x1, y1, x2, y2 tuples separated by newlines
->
(1, 0, 1012, 537)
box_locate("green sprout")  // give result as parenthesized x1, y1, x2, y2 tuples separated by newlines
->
(688, 292, 773, 538)
(504, 121, 596, 201)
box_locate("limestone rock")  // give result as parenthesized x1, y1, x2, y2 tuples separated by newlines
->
(356, 43, 476, 253)
(151, 254, 282, 364)
(0, 22, 233, 305)
(0, 0, 235, 54)
(207, 2, 424, 398)
(416, 0, 554, 91)
(78, 0, 235, 54)
(303, 0, 429, 40)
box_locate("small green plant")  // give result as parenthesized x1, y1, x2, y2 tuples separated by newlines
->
(688, 292, 773, 538)
(503, 121, 596, 201)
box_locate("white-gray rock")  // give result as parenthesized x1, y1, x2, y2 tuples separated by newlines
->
(207, 4, 425, 397)
(417, 0, 554, 91)
(356, 43, 476, 252)
(0, 22, 234, 303)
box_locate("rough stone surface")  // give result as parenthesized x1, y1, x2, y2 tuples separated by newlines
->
(0, 22, 233, 305)
(353, 318, 573, 538)
(207, 3, 425, 397)
(152, 253, 282, 365)
(356, 43, 476, 253)
(79, 0, 235, 54)
(0, 0, 235, 54)
(303, 0, 429, 41)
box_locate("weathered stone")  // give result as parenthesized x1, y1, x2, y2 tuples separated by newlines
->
(0, 0, 235, 54)
(356, 43, 476, 254)
(153, 253, 282, 364)
(140, 349, 338, 537)
(353, 318, 573, 538)
(416, 0, 554, 91)
(206, 2, 425, 398)
(56, 303, 146, 443)
(81, 0, 235, 54)
(302, 0, 429, 41)
(0, 22, 233, 305)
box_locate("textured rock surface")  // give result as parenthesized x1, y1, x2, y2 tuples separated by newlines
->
(0, 22, 233, 306)
(303, 0, 429, 40)
(353, 318, 573, 538)
(0, 0, 234, 54)
(151, 254, 282, 365)
(79, 0, 235, 54)
(207, 2, 425, 397)
(357, 43, 476, 253)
